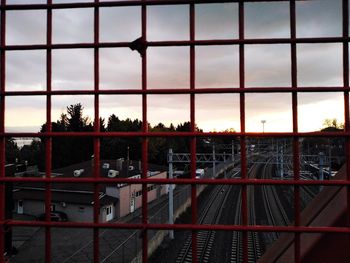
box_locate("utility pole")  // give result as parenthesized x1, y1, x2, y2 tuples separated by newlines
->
(168, 149, 174, 239)
(328, 139, 332, 179)
(213, 144, 216, 178)
(280, 143, 284, 179)
(261, 120, 266, 133)
(319, 152, 324, 191)
(276, 141, 279, 178)
(224, 152, 226, 178)
(231, 140, 235, 162)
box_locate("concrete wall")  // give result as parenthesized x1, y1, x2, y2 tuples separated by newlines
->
(117, 171, 168, 218)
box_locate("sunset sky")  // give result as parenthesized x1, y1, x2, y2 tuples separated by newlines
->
(4, 0, 347, 133)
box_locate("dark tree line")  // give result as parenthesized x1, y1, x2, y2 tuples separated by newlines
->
(6, 103, 217, 169)
(40, 104, 94, 169)
(6, 111, 346, 172)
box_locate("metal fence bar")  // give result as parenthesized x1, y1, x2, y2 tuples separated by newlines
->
(238, 2, 249, 263)
(0, 0, 5, 261)
(289, 1, 301, 262)
(141, 0, 148, 261)
(342, 0, 350, 253)
(3, 87, 350, 96)
(93, 1, 101, 262)
(44, 0, 53, 262)
(0, 0, 329, 11)
(189, 3, 198, 263)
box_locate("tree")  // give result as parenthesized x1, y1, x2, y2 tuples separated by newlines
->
(100, 114, 142, 160)
(19, 139, 44, 166)
(322, 118, 344, 131)
(38, 103, 93, 169)
(5, 138, 19, 164)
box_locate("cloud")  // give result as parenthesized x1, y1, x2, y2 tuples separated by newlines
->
(4, 2, 347, 133)
(148, 95, 190, 126)
(6, 50, 46, 91)
(100, 48, 141, 90)
(297, 43, 343, 86)
(245, 1, 290, 39)
(53, 8, 94, 44)
(196, 45, 239, 88)
(147, 5, 189, 41)
(245, 44, 291, 87)
(100, 95, 142, 121)
(296, 0, 342, 38)
(5, 96, 46, 132)
(196, 3, 238, 40)
(100, 6, 141, 42)
(52, 49, 94, 90)
(148, 47, 189, 89)
(6, 10, 46, 45)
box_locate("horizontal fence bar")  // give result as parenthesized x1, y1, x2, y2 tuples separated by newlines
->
(0, 0, 323, 10)
(1, 37, 349, 51)
(2, 221, 350, 234)
(2, 87, 350, 96)
(2, 177, 349, 186)
(2, 131, 350, 138)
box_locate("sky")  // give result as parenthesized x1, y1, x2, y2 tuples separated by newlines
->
(3, 0, 347, 133)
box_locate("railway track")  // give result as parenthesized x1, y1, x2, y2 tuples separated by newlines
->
(175, 183, 231, 263)
(230, 166, 262, 263)
(230, 192, 242, 263)
(248, 184, 262, 262)
(260, 162, 290, 245)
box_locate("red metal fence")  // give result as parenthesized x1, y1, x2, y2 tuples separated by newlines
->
(0, 0, 350, 263)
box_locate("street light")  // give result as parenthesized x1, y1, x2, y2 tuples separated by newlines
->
(261, 120, 266, 133)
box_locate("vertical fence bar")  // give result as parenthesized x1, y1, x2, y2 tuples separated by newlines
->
(0, 1, 5, 262)
(189, 3, 197, 263)
(141, 1, 148, 262)
(342, 0, 350, 256)
(93, 1, 101, 262)
(45, 1, 53, 262)
(290, 1, 301, 262)
(238, 2, 248, 263)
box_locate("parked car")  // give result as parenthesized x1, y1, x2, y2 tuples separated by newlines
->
(37, 211, 68, 222)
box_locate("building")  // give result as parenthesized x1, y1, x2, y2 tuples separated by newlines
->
(12, 159, 168, 222)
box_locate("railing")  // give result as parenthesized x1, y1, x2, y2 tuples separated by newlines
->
(0, 1, 350, 263)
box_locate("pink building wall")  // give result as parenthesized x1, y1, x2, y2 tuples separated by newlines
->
(118, 171, 167, 218)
